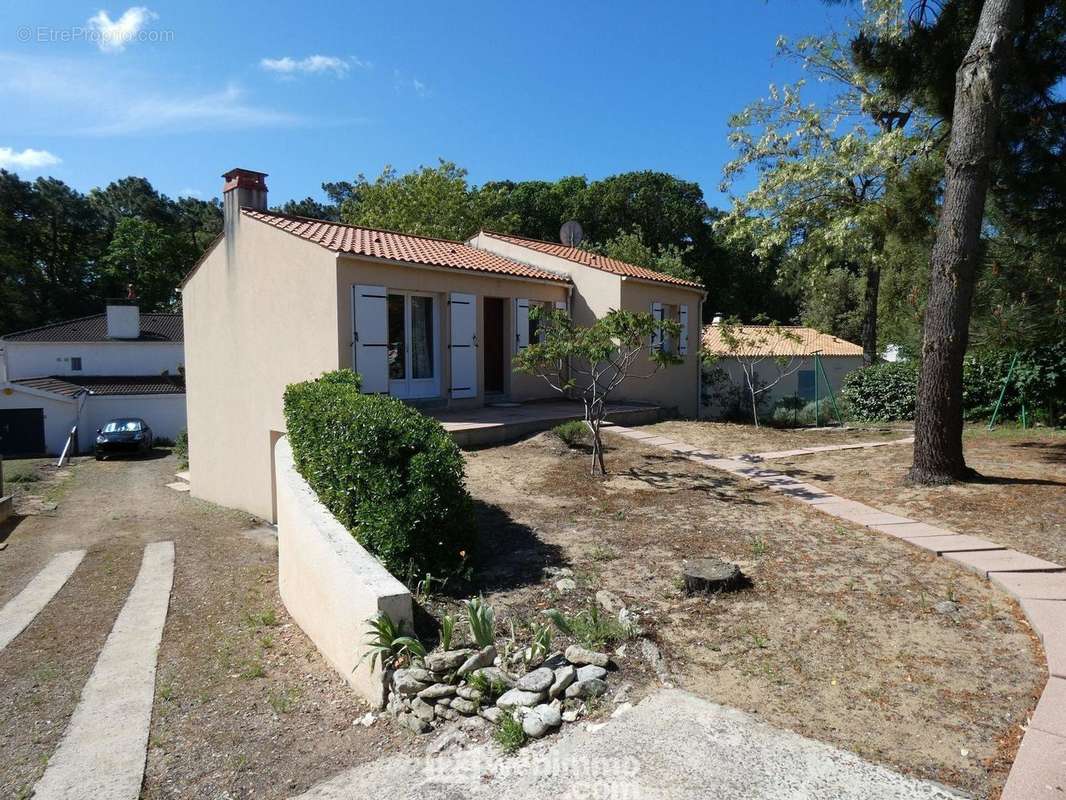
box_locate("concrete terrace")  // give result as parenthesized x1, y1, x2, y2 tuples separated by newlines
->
(432, 400, 660, 447)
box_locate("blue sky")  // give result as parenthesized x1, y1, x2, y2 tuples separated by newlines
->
(0, 1, 853, 210)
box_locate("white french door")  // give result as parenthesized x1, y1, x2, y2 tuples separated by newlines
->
(386, 292, 440, 399)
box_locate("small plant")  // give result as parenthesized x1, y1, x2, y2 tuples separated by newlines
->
(750, 536, 768, 558)
(552, 420, 589, 448)
(547, 602, 631, 649)
(240, 661, 266, 680)
(748, 632, 770, 649)
(174, 428, 189, 468)
(528, 622, 552, 664)
(440, 613, 457, 651)
(467, 671, 508, 700)
(466, 597, 496, 648)
(589, 544, 619, 562)
(6, 472, 41, 484)
(268, 687, 301, 714)
(244, 608, 278, 628)
(494, 711, 527, 753)
(360, 612, 426, 672)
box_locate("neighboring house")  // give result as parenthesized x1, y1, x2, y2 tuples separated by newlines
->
(0, 304, 186, 457)
(182, 168, 706, 521)
(701, 323, 864, 417)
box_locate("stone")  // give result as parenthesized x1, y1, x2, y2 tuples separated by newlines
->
(450, 697, 479, 716)
(596, 590, 625, 614)
(613, 681, 634, 705)
(471, 666, 515, 689)
(417, 683, 457, 701)
(408, 667, 435, 683)
(521, 704, 562, 739)
(478, 706, 503, 724)
(356, 712, 376, 727)
(460, 714, 488, 733)
(683, 558, 748, 594)
(434, 705, 459, 721)
(399, 713, 430, 734)
(575, 665, 607, 682)
(548, 665, 576, 700)
(516, 667, 555, 693)
(565, 678, 608, 700)
(561, 708, 581, 723)
(640, 638, 671, 685)
(565, 644, 610, 668)
(543, 651, 568, 669)
(496, 688, 546, 709)
(545, 566, 573, 578)
(457, 645, 497, 676)
(410, 698, 435, 722)
(424, 649, 476, 673)
(455, 685, 484, 702)
(424, 728, 467, 755)
(435, 697, 452, 708)
(392, 669, 429, 697)
(555, 578, 577, 592)
(934, 600, 960, 615)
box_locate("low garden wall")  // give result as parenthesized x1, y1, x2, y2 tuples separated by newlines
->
(274, 435, 412, 707)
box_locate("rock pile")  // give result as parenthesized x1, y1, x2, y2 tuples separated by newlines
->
(386, 643, 615, 738)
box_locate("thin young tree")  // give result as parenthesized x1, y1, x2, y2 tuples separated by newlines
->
(909, 0, 1023, 484)
(513, 307, 681, 475)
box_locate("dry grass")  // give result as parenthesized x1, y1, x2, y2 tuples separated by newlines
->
(463, 431, 1045, 798)
(646, 419, 912, 457)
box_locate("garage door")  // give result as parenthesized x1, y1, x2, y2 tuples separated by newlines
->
(0, 408, 46, 457)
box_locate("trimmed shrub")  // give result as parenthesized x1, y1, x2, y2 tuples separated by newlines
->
(552, 420, 588, 447)
(282, 369, 475, 580)
(842, 361, 919, 422)
(174, 428, 189, 466)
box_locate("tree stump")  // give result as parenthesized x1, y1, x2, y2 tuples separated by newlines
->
(683, 558, 747, 594)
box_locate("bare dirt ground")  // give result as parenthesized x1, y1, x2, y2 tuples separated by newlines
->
(760, 425, 1066, 567)
(647, 419, 912, 457)
(0, 453, 416, 800)
(463, 431, 1045, 799)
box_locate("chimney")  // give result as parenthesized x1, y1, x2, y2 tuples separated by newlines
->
(222, 168, 268, 242)
(106, 301, 140, 339)
(711, 313, 724, 325)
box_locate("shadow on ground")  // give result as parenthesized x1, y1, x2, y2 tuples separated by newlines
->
(467, 499, 567, 594)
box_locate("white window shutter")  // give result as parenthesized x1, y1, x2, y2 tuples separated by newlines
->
(515, 298, 530, 351)
(449, 292, 477, 399)
(353, 285, 388, 393)
(679, 304, 689, 355)
(651, 302, 663, 350)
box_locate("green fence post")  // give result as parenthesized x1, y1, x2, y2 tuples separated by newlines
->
(987, 352, 1018, 431)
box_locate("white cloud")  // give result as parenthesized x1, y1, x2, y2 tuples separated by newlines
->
(0, 147, 61, 171)
(86, 6, 158, 53)
(260, 55, 364, 78)
(177, 187, 202, 198)
(0, 55, 301, 136)
(412, 79, 427, 96)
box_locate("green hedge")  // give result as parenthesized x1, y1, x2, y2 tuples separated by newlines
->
(282, 369, 475, 580)
(842, 361, 918, 422)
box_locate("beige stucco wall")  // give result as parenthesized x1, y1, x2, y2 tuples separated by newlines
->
(335, 257, 568, 404)
(182, 215, 341, 521)
(275, 437, 411, 708)
(703, 354, 864, 417)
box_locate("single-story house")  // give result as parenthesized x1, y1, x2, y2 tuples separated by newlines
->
(701, 323, 864, 417)
(0, 304, 186, 456)
(181, 168, 706, 521)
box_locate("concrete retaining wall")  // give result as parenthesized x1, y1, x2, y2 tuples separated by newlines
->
(274, 436, 412, 707)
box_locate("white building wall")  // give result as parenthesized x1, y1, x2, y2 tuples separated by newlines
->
(703, 355, 864, 417)
(82, 395, 187, 444)
(3, 342, 184, 379)
(0, 387, 80, 455)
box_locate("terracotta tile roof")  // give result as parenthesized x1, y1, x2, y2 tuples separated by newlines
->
(701, 325, 863, 357)
(12, 375, 185, 397)
(242, 210, 570, 283)
(3, 313, 183, 343)
(479, 230, 705, 290)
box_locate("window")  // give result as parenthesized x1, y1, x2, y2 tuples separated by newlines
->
(388, 294, 406, 379)
(411, 295, 434, 380)
(797, 369, 816, 401)
(70, 357, 82, 371)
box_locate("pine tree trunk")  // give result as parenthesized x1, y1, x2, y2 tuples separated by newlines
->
(909, 0, 1021, 485)
(860, 261, 881, 367)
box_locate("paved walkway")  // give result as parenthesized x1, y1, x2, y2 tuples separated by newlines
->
(293, 689, 963, 800)
(735, 436, 914, 462)
(30, 541, 175, 800)
(0, 550, 85, 652)
(608, 424, 1066, 798)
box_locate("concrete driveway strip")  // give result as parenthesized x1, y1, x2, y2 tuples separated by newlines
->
(32, 541, 175, 800)
(294, 689, 964, 800)
(0, 549, 86, 652)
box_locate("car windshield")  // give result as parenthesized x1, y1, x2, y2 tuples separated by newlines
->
(102, 420, 143, 433)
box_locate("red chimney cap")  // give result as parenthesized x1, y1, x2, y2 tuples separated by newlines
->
(222, 168, 268, 193)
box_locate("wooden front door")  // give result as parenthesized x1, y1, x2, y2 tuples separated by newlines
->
(483, 297, 505, 394)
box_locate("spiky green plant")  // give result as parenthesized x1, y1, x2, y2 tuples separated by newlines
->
(440, 613, 457, 651)
(526, 622, 552, 665)
(494, 711, 527, 753)
(359, 612, 425, 672)
(466, 597, 496, 649)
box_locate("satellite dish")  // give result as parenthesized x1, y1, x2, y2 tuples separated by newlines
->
(559, 220, 584, 247)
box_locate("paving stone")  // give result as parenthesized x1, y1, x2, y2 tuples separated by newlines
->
(870, 521, 957, 539)
(828, 506, 914, 526)
(999, 727, 1066, 800)
(901, 534, 1005, 554)
(1030, 677, 1066, 739)
(165, 481, 191, 492)
(776, 484, 840, 504)
(991, 572, 1066, 600)
(643, 436, 677, 446)
(1020, 599, 1066, 679)
(945, 549, 1062, 576)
